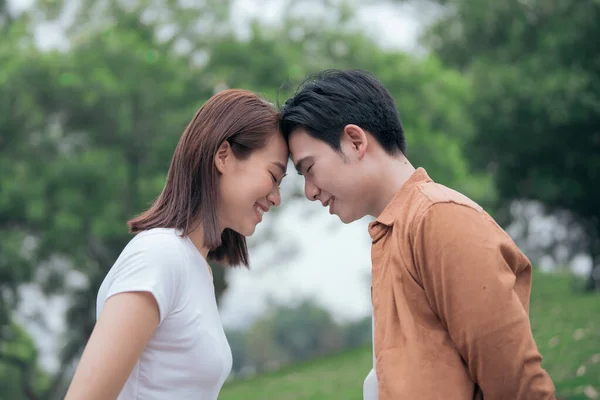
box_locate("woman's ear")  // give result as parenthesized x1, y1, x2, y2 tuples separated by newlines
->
(214, 140, 232, 174)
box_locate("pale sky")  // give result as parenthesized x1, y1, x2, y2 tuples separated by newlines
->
(220, 172, 376, 328)
(9, 0, 425, 372)
(220, 0, 425, 327)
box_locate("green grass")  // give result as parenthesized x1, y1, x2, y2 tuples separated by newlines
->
(220, 271, 600, 400)
(528, 272, 600, 400)
(221, 346, 373, 400)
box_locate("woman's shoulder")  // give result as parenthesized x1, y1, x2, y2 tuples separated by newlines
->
(97, 228, 192, 323)
(109, 228, 190, 275)
(125, 227, 186, 253)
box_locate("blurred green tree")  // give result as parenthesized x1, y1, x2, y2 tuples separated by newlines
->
(270, 299, 346, 361)
(0, 323, 50, 400)
(395, 0, 600, 289)
(242, 299, 345, 372)
(0, 0, 491, 396)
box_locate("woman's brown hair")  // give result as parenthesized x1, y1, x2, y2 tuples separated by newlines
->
(128, 89, 280, 267)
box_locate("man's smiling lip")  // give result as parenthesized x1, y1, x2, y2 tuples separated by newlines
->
(321, 197, 334, 208)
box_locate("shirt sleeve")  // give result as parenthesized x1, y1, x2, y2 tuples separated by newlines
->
(103, 234, 187, 325)
(412, 202, 556, 400)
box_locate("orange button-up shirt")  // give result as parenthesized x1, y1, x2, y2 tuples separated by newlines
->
(368, 168, 556, 400)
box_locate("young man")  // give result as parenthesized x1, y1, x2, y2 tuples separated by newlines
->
(279, 69, 556, 400)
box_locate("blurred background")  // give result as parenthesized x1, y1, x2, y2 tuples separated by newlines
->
(1, 0, 599, 399)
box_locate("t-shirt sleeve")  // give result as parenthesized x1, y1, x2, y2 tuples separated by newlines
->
(412, 202, 555, 400)
(103, 233, 187, 324)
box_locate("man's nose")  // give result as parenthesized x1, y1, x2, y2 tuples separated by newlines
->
(304, 179, 320, 201)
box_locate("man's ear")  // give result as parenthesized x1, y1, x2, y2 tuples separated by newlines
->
(214, 140, 232, 174)
(342, 124, 368, 159)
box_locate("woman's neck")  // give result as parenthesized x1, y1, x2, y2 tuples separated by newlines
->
(187, 224, 211, 260)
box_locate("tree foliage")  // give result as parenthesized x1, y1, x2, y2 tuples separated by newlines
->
(407, 0, 600, 286)
(0, 0, 492, 396)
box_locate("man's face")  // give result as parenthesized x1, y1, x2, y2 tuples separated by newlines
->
(288, 128, 371, 223)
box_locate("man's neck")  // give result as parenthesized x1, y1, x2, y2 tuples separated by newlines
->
(371, 156, 416, 218)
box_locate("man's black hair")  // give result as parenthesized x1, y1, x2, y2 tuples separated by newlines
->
(279, 69, 406, 155)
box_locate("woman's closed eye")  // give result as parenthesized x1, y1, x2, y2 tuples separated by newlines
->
(270, 172, 284, 186)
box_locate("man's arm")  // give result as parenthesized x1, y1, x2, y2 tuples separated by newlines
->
(413, 202, 556, 400)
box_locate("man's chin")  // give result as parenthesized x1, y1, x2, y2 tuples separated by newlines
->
(337, 212, 359, 224)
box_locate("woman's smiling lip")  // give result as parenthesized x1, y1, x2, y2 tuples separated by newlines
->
(254, 202, 269, 222)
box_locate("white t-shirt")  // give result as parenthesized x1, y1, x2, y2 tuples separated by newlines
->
(363, 312, 378, 400)
(96, 228, 233, 400)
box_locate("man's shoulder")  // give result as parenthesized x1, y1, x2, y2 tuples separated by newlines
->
(410, 181, 484, 222)
(418, 181, 482, 210)
(375, 171, 487, 232)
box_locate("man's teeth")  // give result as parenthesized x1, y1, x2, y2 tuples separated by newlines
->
(326, 198, 334, 207)
(255, 205, 264, 216)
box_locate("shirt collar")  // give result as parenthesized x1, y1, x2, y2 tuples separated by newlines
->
(368, 168, 432, 237)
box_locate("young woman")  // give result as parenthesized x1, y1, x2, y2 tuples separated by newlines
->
(64, 89, 288, 400)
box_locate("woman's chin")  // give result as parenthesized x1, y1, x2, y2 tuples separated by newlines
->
(231, 223, 257, 238)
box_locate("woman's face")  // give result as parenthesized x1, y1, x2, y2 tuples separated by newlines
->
(216, 132, 289, 236)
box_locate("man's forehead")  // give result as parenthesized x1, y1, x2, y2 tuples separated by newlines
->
(292, 155, 314, 175)
(288, 129, 322, 159)
(289, 145, 310, 164)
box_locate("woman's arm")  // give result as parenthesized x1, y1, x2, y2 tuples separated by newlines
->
(64, 291, 160, 400)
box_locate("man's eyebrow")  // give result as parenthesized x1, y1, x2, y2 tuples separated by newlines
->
(294, 156, 312, 175)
